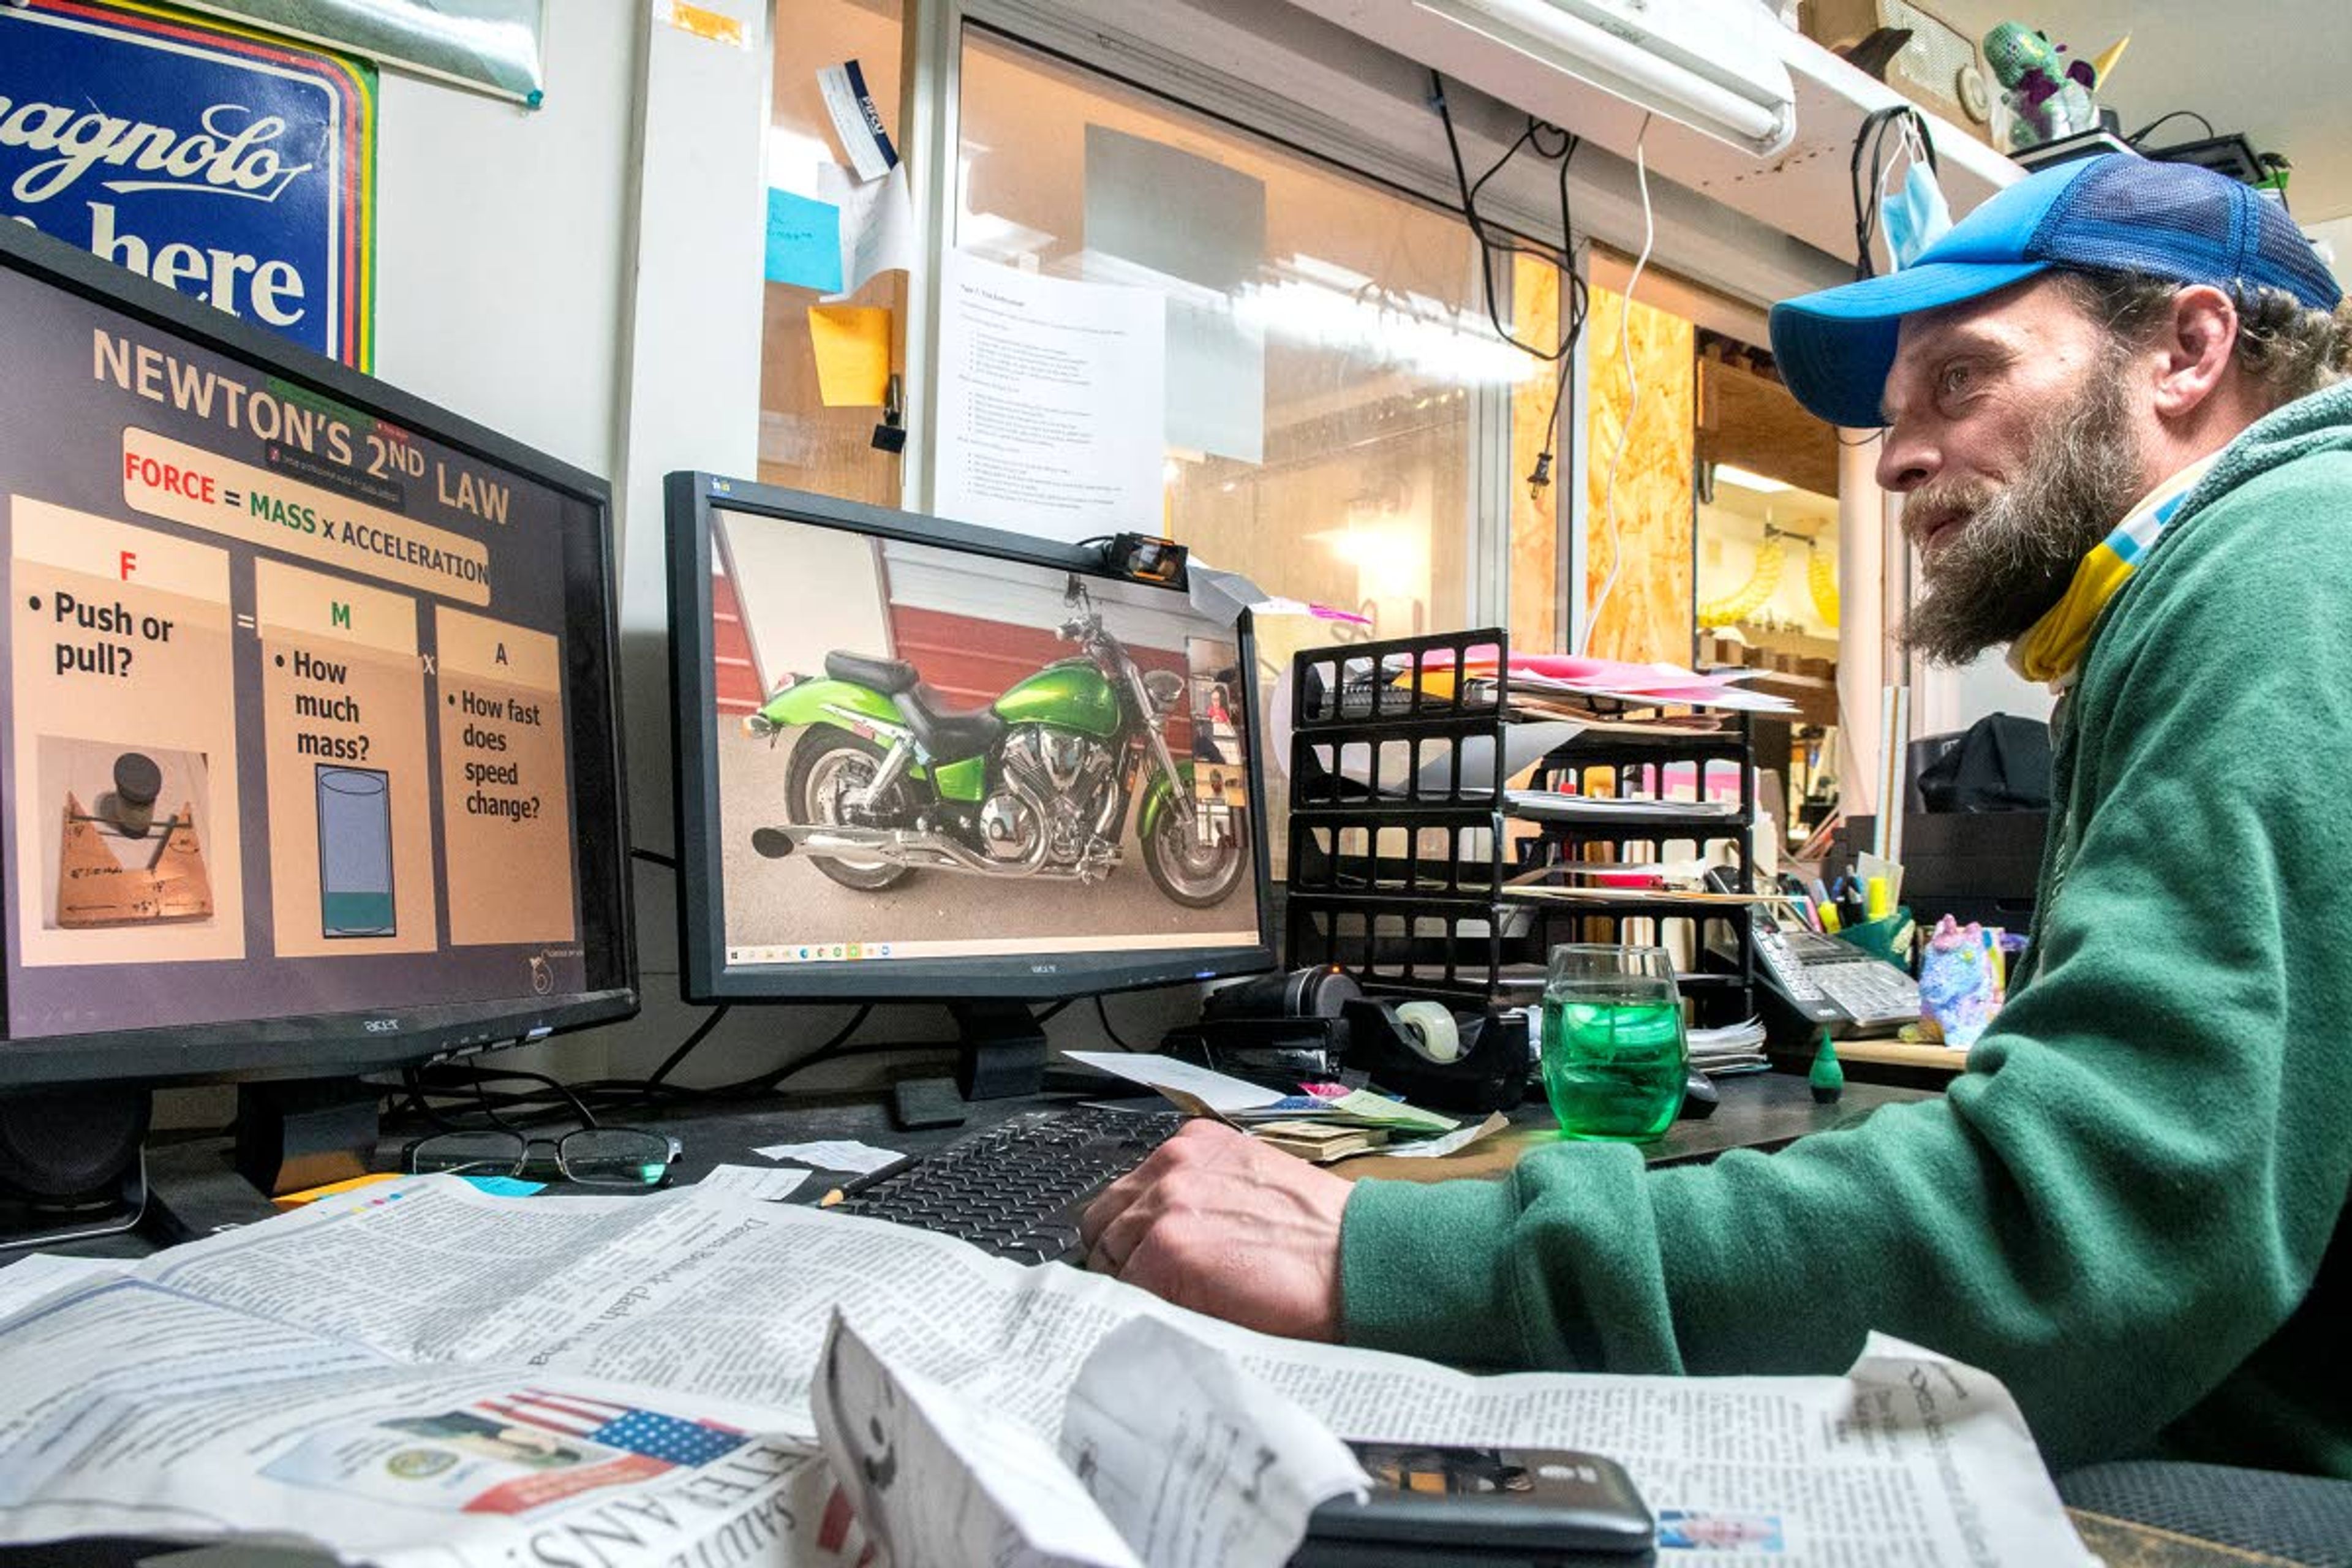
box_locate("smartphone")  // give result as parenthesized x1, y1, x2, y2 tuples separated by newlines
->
(1292, 1441, 1654, 1566)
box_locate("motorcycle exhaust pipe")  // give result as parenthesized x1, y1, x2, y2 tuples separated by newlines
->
(796, 824, 1068, 879)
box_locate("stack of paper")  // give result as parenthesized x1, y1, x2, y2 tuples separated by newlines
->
(1689, 1017, 1770, 1075)
(1251, 1120, 1392, 1163)
(1061, 1053, 1468, 1144)
(1506, 788, 1740, 821)
(1408, 649, 1798, 716)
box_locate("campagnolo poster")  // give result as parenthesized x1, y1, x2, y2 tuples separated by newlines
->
(159, 0, 544, 104)
(0, 0, 379, 368)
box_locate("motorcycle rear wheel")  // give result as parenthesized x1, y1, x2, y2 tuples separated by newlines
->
(786, 728, 916, 892)
(1142, 809, 1248, 908)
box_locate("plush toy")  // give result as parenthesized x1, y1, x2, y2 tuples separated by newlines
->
(1981, 21, 2113, 151)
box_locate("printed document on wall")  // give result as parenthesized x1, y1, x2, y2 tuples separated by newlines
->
(935, 253, 1166, 543)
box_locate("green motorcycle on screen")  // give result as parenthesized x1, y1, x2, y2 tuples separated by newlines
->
(740, 575, 1248, 907)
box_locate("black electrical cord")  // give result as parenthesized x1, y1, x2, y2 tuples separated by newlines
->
(2126, 110, 2217, 148)
(1429, 70, 1591, 495)
(1431, 70, 1588, 364)
(630, 846, 678, 870)
(1850, 105, 1938, 282)
(401, 1064, 603, 1130)
(646, 1003, 731, 1090)
(1094, 993, 1139, 1053)
(695, 1004, 878, 1100)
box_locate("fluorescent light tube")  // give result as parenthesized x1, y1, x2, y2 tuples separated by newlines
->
(1714, 464, 1791, 493)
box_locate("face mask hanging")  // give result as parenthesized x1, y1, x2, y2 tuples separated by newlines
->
(1850, 107, 1947, 279)
(1882, 152, 1954, 270)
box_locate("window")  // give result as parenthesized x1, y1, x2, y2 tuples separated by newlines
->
(760, 0, 904, 507)
(954, 31, 1570, 859)
(954, 31, 1566, 656)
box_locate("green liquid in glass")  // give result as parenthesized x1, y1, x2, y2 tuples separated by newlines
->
(1540, 993, 1688, 1142)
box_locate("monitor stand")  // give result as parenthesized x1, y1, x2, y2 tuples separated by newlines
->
(949, 1000, 1048, 1100)
(232, 1077, 380, 1197)
(140, 1078, 380, 1243)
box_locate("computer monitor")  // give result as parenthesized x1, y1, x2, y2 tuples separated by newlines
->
(666, 474, 1275, 1094)
(0, 222, 636, 1205)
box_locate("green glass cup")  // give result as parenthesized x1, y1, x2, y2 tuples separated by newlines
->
(1539, 943, 1689, 1142)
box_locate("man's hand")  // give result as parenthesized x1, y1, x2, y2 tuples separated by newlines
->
(1078, 1120, 1352, 1341)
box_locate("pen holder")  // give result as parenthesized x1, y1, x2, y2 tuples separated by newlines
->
(1835, 906, 1913, 969)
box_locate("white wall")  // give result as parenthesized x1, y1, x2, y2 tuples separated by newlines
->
(154, 10, 644, 1129)
(371, 12, 641, 480)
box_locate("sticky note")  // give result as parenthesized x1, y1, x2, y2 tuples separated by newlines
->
(807, 304, 892, 406)
(459, 1174, 547, 1197)
(764, 188, 843, 293)
(655, 0, 748, 48)
(271, 1170, 401, 1207)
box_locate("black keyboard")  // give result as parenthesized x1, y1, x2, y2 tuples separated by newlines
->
(837, 1106, 1183, 1264)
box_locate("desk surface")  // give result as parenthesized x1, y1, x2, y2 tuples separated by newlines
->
(4, 1072, 2263, 1568)
(1344, 1072, 1931, 1183)
(21, 1069, 1938, 1260)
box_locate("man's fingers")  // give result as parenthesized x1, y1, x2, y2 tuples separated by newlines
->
(1079, 1118, 1235, 1249)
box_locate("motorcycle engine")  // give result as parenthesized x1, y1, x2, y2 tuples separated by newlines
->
(985, 725, 1118, 869)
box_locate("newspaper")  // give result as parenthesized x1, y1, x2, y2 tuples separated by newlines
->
(809, 1311, 1366, 1568)
(0, 1175, 2093, 1566)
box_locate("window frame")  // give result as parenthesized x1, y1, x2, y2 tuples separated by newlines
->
(875, 0, 1839, 645)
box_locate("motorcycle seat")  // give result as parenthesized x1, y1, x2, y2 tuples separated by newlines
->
(824, 652, 921, 695)
(902, 684, 1006, 764)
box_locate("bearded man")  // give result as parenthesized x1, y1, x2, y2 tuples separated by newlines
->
(1080, 156, 2352, 1479)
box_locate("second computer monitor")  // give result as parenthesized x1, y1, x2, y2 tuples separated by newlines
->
(668, 475, 1273, 1008)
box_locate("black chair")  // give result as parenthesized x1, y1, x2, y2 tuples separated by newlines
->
(2057, 1461, 2352, 1566)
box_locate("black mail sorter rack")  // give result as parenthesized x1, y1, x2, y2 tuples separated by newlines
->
(1283, 627, 1759, 1024)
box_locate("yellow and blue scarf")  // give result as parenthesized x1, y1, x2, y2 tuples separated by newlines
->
(2009, 453, 2222, 688)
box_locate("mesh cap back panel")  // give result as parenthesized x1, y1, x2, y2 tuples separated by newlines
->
(2034, 159, 2341, 308)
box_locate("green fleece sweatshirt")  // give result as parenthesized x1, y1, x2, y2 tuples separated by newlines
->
(1341, 381, 2352, 1479)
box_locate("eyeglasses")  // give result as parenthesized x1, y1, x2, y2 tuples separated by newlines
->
(404, 1126, 682, 1188)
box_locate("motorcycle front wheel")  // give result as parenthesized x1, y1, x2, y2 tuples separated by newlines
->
(785, 728, 916, 892)
(1142, 809, 1248, 908)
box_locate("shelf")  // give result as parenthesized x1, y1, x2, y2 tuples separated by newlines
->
(1508, 804, 1751, 831)
(1287, 628, 1760, 1025)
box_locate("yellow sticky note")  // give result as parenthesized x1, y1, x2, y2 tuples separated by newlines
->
(807, 305, 892, 407)
(272, 1170, 402, 1208)
(658, 0, 747, 48)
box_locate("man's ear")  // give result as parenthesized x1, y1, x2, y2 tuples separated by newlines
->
(2150, 284, 2239, 420)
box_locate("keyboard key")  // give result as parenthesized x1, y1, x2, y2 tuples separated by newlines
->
(839, 1107, 1180, 1264)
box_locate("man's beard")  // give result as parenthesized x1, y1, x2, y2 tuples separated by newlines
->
(1899, 371, 2147, 666)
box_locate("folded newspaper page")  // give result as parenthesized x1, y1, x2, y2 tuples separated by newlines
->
(0, 1175, 2094, 1566)
(809, 1310, 1367, 1568)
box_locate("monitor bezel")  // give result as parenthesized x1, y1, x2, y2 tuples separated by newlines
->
(667, 472, 1278, 1003)
(0, 221, 638, 1089)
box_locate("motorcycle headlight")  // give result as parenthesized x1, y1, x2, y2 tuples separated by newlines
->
(1142, 669, 1185, 714)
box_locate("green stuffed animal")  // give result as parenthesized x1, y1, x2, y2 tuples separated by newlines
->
(1982, 21, 2098, 151)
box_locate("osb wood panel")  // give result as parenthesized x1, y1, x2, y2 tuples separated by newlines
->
(1510, 258, 1561, 654)
(1699, 354, 1839, 500)
(1583, 285, 1694, 665)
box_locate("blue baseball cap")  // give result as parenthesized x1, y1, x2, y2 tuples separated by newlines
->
(1769, 154, 2343, 429)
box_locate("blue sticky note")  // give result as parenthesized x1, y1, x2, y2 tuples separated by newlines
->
(764, 187, 843, 292)
(461, 1175, 546, 1197)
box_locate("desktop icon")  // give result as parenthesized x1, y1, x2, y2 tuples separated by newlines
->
(848, 943, 862, 959)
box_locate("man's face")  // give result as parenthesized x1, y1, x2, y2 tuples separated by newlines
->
(1875, 277, 2155, 665)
